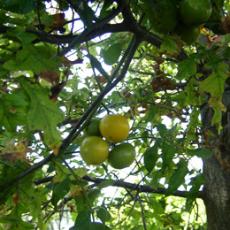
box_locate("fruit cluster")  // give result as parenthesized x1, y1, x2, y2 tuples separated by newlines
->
(80, 114, 135, 169)
(144, 0, 218, 44)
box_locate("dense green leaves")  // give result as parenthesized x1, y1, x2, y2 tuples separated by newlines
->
(0, 0, 228, 229)
(20, 78, 63, 147)
(4, 44, 60, 73)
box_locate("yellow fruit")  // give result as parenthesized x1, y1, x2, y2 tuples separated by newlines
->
(99, 115, 129, 143)
(108, 143, 135, 169)
(80, 136, 109, 165)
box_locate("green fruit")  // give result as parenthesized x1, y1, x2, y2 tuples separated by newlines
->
(108, 143, 135, 169)
(177, 25, 200, 44)
(85, 119, 101, 136)
(144, 0, 178, 34)
(180, 0, 212, 25)
(80, 136, 109, 165)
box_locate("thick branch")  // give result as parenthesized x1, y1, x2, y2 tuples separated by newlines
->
(28, 23, 127, 45)
(59, 36, 141, 151)
(2, 36, 140, 192)
(119, 0, 162, 47)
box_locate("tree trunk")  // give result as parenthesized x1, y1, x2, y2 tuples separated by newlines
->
(201, 95, 230, 230)
(203, 154, 230, 230)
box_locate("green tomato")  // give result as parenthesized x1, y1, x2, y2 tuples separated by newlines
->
(144, 0, 178, 34)
(85, 118, 101, 136)
(80, 136, 109, 165)
(108, 143, 135, 169)
(180, 0, 212, 25)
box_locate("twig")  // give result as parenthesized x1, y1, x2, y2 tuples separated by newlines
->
(138, 195, 148, 230)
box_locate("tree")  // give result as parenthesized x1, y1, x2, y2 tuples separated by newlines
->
(0, 0, 229, 229)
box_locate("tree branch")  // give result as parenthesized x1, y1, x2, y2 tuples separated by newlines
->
(83, 176, 204, 199)
(118, 0, 162, 47)
(2, 36, 141, 192)
(28, 23, 127, 45)
(59, 36, 141, 151)
(34, 175, 204, 199)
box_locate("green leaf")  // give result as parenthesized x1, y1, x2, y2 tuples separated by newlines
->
(96, 207, 111, 223)
(157, 124, 168, 137)
(88, 222, 110, 230)
(71, 211, 110, 230)
(160, 36, 179, 55)
(144, 144, 159, 172)
(20, 79, 63, 147)
(0, 0, 36, 13)
(177, 57, 197, 80)
(77, 2, 95, 27)
(101, 43, 122, 65)
(161, 141, 176, 172)
(168, 160, 188, 193)
(72, 210, 91, 230)
(200, 63, 228, 98)
(99, 0, 115, 18)
(189, 174, 204, 194)
(185, 174, 204, 211)
(3, 44, 60, 73)
(144, 105, 161, 123)
(199, 63, 228, 127)
(0, 89, 29, 131)
(51, 178, 71, 206)
(187, 148, 213, 158)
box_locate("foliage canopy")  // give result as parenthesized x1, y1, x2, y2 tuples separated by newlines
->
(0, 0, 229, 229)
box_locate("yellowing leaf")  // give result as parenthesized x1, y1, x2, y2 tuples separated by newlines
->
(52, 145, 60, 156)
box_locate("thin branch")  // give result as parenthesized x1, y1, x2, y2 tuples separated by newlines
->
(2, 36, 140, 192)
(34, 175, 204, 199)
(138, 195, 147, 230)
(28, 23, 127, 45)
(59, 36, 141, 152)
(118, 0, 162, 47)
(82, 175, 204, 199)
(86, 54, 111, 82)
(59, 2, 124, 55)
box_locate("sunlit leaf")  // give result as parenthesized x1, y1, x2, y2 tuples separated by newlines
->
(101, 43, 123, 65)
(144, 143, 159, 172)
(187, 148, 213, 158)
(97, 207, 111, 223)
(19, 78, 63, 146)
(177, 57, 197, 80)
(168, 160, 188, 193)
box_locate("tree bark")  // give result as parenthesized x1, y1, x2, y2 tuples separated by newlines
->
(203, 155, 230, 230)
(201, 93, 230, 230)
